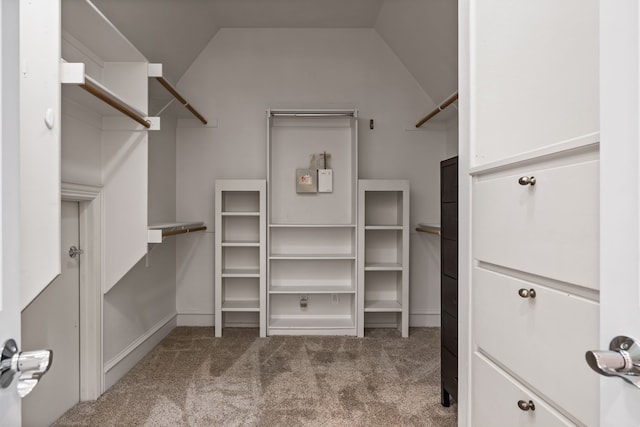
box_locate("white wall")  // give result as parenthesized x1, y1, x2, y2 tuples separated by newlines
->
(445, 116, 459, 159)
(61, 102, 178, 390)
(176, 28, 448, 327)
(376, 0, 458, 105)
(103, 115, 178, 388)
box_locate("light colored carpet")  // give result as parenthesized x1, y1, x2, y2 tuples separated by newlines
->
(55, 327, 457, 426)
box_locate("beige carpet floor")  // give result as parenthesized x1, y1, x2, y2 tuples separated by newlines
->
(55, 327, 457, 426)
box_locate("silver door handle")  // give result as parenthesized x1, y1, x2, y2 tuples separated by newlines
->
(585, 336, 640, 388)
(0, 339, 52, 397)
(69, 245, 83, 258)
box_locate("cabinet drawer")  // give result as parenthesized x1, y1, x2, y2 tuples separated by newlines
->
(441, 348, 457, 400)
(474, 267, 598, 426)
(441, 201, 457, 241)
(441, 311, 457, 355)
(441, 275, 457, 316)
(473, 352, 575, 427)
(473, 158, 598, 289)
(442, 239, 458, 279)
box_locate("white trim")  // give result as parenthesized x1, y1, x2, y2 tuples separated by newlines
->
(61, 182, 101, 201)
(409, 311, 441, 327)
(103, 313, 177, 390)
(469, 132, 600, 176)
(61, 182, 103, 401)
(177, 313, 214, 327)
(459, 0, 472, 423)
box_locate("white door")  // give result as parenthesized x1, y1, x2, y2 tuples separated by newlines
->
(22, 201, 80, 426)
(598, 1, 640, 424)
(461, 0, 601, 425)
(0, 0, 22, 424)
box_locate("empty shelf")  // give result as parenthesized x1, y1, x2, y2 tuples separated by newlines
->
(364, 262, 403, 271)
(364, 300, 403, 312)
(221, 268, 260, 278)
(221, 300, 260, 312)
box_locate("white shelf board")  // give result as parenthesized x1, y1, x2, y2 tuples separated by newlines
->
(222, 241, 260, 247)
(269, 284, 355, 294)
(365, 225, 403, 230)
(269, 253, 356, 260)
(269, 224, 356, 228)
(364, 262, 403, 271)
(364, 300, 402, 312)
(221, 300, 260, 312)
(222, 212, 260, 217)
(221, 268, 260, 278)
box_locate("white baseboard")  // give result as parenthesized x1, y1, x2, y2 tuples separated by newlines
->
(177, 313, 214, 326)
(409, 311, 441, 327)
(177, 313, 441, 328)
(104, 313, 177, 390)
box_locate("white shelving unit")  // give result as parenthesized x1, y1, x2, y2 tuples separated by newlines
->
(358, 180, 410, 337)
(267, 109, 358, 336)
(214, 180, 266, 337)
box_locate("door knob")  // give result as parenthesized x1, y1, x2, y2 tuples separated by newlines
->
(585, 336, 640, 388)
(68, 245, 83, 258)
(518, 176, 536, 186)
(0, 339, 52, 397)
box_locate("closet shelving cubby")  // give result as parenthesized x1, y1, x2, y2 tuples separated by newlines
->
(215, 180, 266, 337)
(358, 180, 410, 337)
(267, 109, 358, 336)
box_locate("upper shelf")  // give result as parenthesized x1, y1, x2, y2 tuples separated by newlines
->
(62, 0, 146, 62)
(148, 222, 207, 243)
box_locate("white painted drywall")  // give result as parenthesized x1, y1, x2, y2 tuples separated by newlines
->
(175, 28, 447, 327)
(445, 117, 459, 159)
(61, 98, 102, 186)
(102, 129, 148, 292)
(102, 115, 177, 387)
(60, 96, 178, 391)
(376, 0, 458, 106)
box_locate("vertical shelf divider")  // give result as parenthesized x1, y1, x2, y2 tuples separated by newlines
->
(358, 179, 410, 337)
(214, 179, 266, 337)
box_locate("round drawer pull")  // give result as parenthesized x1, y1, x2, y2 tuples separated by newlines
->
(517, 400, 536, 411)
(518, 288, 536, 299)
(518, 176, 536, 186)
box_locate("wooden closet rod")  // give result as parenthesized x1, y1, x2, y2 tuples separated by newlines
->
(155, 76, 208, 125)
(415, 92, 458, 128)
(80, 79, 151, 129)
(415, 226, 441, 236)
(162, 225, 207, 238)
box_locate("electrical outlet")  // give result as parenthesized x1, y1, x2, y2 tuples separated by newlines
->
(300, 295, 308, 310)
(331, 294, 339, 304)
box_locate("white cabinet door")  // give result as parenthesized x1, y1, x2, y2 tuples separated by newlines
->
(0, 0, 23, 423)
(599, 1, 640, 424)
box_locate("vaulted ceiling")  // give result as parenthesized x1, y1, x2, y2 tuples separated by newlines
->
(92, 0, 457, 118)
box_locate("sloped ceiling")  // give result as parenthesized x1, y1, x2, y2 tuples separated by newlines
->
(92, 0, 457, 118)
